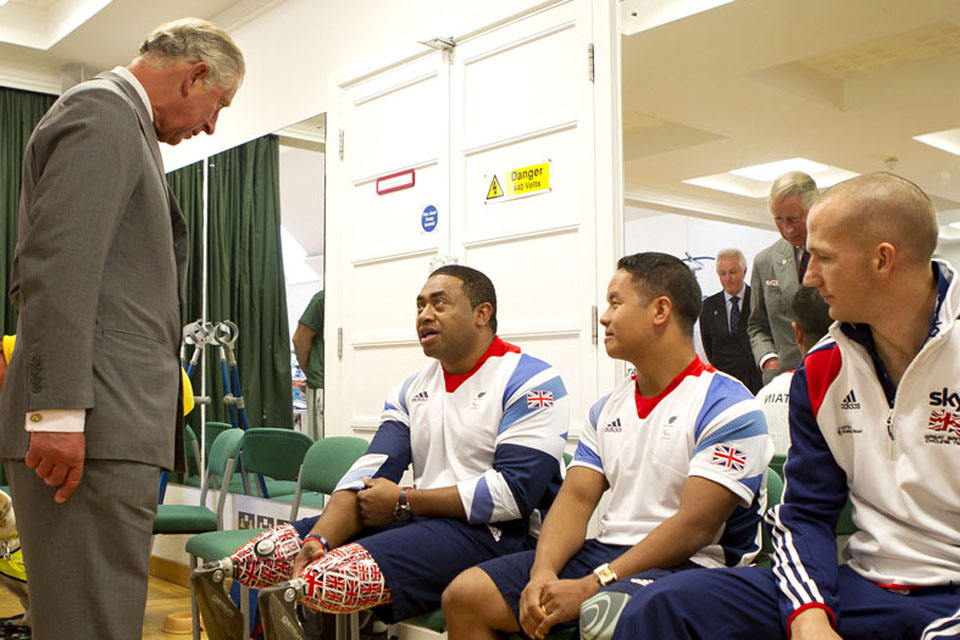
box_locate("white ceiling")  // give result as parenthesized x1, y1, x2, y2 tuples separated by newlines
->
(621, 0, 960, 241)
(5, 0, 960, 244)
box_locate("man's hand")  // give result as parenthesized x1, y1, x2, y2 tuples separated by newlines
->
(790, 608, 841, 640)
(25, 431, 85, 503)
(761, 357, 781, 371)
(291, 537, 326, 578)
(357, 477, 401, 527)
(532, 576, 598, 638)
(518, 571, 557, 639)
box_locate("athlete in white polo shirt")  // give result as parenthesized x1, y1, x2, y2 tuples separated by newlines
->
(192, 265, 568, 639)
(442, 252, 772, 640)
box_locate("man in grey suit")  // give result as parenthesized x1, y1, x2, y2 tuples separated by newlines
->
(748, 171, 829, 385)
(0, 19, 243, 639)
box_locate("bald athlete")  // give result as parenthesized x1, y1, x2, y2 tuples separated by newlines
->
(578, 173, 960, 640)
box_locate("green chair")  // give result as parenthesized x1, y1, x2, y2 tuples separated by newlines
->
(184, 421, 246, 493)
(836, 496, 857, 537)
(153, 428, 244, 535)
(758, 467, 786, 568)
(769, 453, 787, 480)
(187, 435, 368, 640)
(238, 427, 314, 498)
(273, 436, 370, 510)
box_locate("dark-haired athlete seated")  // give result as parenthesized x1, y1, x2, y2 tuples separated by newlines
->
(193, 265, 569, 640)
(442, 253, 772, 640)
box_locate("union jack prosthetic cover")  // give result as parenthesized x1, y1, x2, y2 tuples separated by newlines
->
(299, 543, 392, 613)
(231, 526, 392, 612)
(233, 524, 304, 589)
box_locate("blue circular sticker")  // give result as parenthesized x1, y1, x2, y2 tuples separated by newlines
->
(421, 205, 438, 233)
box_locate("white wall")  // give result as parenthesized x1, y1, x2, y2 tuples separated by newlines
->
(624, 205, 781, 299)
(161, 0, 553, 171)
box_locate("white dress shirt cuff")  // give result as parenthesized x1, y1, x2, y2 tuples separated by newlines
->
(759, 352, 779, 368)
(25, 409, 85, 432)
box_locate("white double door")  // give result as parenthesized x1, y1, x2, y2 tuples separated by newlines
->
(326, 0, 617, 444)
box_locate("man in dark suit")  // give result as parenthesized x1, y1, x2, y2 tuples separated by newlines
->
(700, 249, 762, 393)
(0, 19, 243, 639)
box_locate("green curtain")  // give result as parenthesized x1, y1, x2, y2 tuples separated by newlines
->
(167, 162, 205, 433)
(0, 87, 56, 334)
(167, 161, 205, 328)
(206, 134, 293, 428)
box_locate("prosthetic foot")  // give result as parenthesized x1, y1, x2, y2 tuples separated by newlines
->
(579, 590, 632, 640)
(192, 558, 244, 640)
(258, 578, 308, 640)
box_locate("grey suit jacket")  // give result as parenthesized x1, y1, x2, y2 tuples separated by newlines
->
(747, 238, 802, 384)
(0, 72, 188, 470)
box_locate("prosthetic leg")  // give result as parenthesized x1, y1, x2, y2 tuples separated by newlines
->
(193, 525, 303, 640)
(192, 558, 244, 640)
(258, 579, 308, 640)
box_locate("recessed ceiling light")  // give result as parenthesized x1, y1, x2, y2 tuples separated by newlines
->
(0, 0, 10, 6)
(914, 129, 960, 156)
(730, 157, 829, 181)
(684, 160, 858, 198)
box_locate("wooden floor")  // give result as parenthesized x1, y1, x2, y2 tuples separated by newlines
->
(0, 575, 208, 639)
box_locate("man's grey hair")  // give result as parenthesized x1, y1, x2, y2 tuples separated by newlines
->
(716, 248, 747, 270)
(768, 171, 818, 213)
(138, 18, 245, 92)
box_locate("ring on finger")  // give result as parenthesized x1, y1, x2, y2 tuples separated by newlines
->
(541, 605, 548, 616)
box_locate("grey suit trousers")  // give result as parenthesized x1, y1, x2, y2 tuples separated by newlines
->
(5, 459, 160, 639)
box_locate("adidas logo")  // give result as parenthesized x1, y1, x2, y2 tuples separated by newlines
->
(411, 391, 429, 403)
(603, 417, 622, 433)
(840, 390, 860, 410)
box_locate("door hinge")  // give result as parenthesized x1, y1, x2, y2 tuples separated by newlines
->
(337, 327, 343, 359)
(338, 129, 345, 161)
(587, 43, 595, 83)
(591, 305, 598, 345)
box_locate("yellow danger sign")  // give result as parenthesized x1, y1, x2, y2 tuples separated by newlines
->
(487, 175, 503, 199)
(485, 161, 551, 203)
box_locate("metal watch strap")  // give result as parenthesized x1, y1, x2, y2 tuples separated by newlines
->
(593, 562, 618, 586)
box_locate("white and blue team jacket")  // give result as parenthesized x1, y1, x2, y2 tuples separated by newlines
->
(335, 337, 569, 533)
(769, 260, 960, 631)
(572, 358, 772, 568)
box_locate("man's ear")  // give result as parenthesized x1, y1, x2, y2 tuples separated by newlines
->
(182, 61, 210, 95)
(474, 302, 493, 329)
(650, 295, 673, 327)
(791, 320, 803, 350)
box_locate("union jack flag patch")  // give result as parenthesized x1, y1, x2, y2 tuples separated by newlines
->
(929, 409, 960, 436)
(527, 390, 554, 409)
(712, 444, 746, 472)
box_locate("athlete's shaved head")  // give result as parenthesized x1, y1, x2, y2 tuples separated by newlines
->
(811, 172, 938, 266)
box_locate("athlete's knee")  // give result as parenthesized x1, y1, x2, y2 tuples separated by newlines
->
(442, 567, 490, 616)
(231, 523, 303, 588)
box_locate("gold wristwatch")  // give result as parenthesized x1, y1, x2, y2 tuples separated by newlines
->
(593, 562, 618, 586)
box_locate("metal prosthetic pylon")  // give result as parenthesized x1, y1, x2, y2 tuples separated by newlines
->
(191, 559, 244, 640)
(258, 578, 309, 640)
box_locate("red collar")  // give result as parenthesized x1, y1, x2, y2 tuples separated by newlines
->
(443, 336, 520, 392)
(634, 357, 712, 419)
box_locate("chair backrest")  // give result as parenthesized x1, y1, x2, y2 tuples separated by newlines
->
(207, 429, 245, 479)
(198, 428, 245, 517)
(766, 467, 785, 510)
(288, 437, 368, 519)
(769, 453, 787, 480)
(759, 467, 786, 563)
(239, 428, 314, 481)
(300, 437, 369, 495)
(202, 421, 236, 459)
(184, 424, 202, 479)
